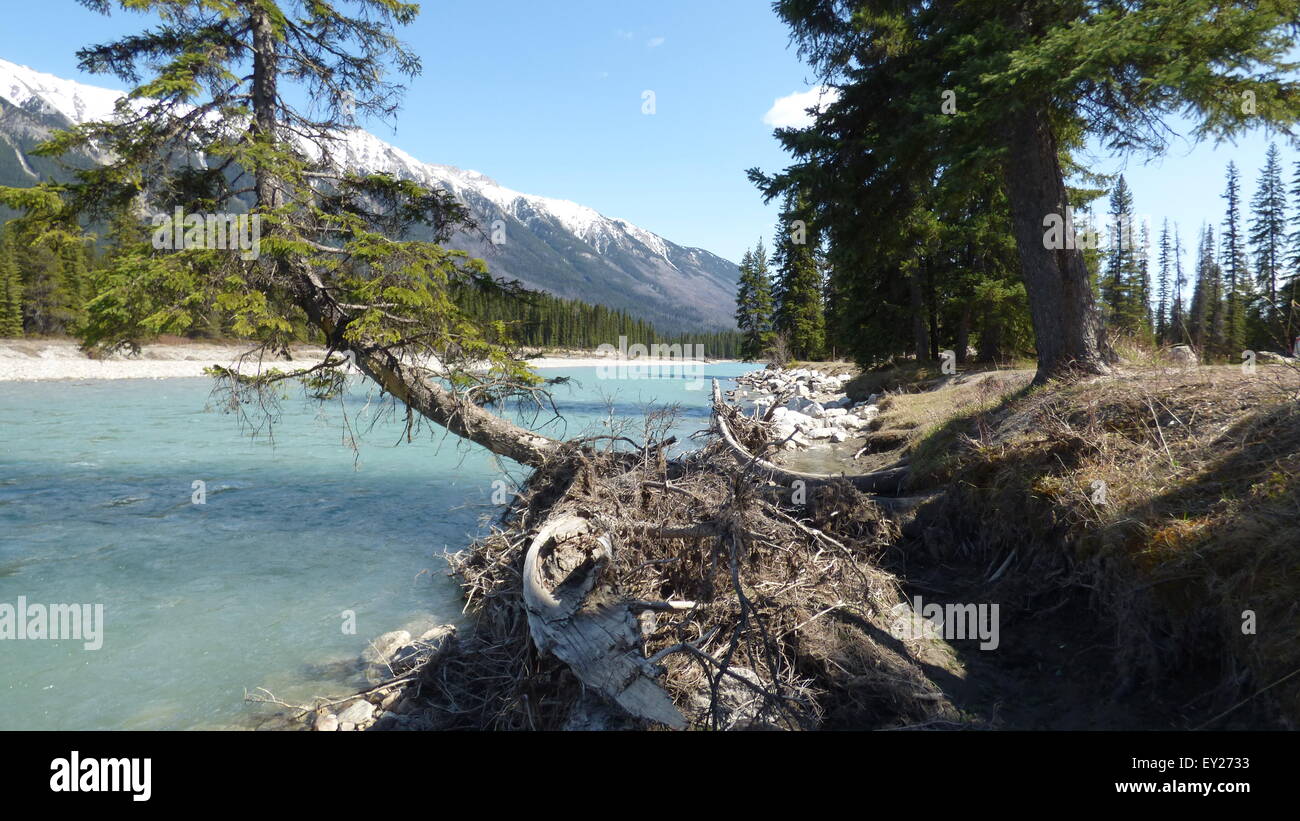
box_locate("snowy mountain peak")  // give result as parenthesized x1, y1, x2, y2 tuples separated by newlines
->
(0, 58, 125, 125)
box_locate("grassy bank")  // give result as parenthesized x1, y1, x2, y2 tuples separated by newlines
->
(863, 361, 1300, 727)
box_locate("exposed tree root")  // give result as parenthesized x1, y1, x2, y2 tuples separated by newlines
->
(392, 390, 965, 730)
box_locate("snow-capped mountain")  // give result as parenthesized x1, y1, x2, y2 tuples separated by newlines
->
(0, 58, 739, 333)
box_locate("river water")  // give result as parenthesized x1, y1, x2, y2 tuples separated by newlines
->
(0, 363, 751, 729)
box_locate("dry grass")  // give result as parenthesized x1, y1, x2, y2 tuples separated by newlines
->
(852, 369, 1034, 478)
(906, 363, 1300, 727)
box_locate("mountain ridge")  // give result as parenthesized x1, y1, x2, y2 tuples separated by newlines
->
(0, 57, 739, 334)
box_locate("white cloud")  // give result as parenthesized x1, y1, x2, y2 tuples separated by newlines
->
(647, 36, 665, 48)
(763, 86, 840, 129)
(615, 29, 635, 40)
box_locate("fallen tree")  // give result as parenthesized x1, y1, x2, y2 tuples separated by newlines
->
(390, 394, 965, 730)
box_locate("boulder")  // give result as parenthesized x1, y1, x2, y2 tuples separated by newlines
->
(336, 699, 375, 725)
(391, 624, 458, 674)
(362, 629, 412, 683)
(782, 410, 817, 428)
(1163, 345, 1199, 367)
(362, 630, 410, 665)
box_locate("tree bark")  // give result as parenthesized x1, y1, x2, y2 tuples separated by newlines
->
(250, 8, 282, 211)
(1001, 105, 1115, 382)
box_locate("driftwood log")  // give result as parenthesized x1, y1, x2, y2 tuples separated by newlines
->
(521, 513, 686, 729)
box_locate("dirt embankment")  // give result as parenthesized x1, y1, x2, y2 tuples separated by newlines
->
(865, 362, 1300, 729)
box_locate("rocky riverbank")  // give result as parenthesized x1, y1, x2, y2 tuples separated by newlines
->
(303, 624, 458, 732)
(728, 366, 880, 451)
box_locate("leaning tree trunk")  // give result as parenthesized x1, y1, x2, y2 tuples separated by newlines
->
(247, 5, 560, 469)
(1001, 105, 1115, 383)
(293, 263, 561, 467)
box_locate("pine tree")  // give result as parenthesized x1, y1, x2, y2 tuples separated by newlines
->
(772, 190, 825, 360)
(1103, 176, 1131, 323)
(734, 240, 775, 361)
(16, 238, 74, 336)
(759, 0, 1300, 382)
(1221, 161, 1248, 356)
(1248, 146, 1289, 340)
(1137, 220, 1153, 339)
(0, 224, 23, 337)
(1249, 144, 1287, 347)
(1103, 176, 1146, 337)
(1156, 219, 1171, 343)
(1189, 225, 1222, 359)
(0, 0, 590, 467)
(1286, 156, 1300, 349)
(1170, 224, 1187, 345)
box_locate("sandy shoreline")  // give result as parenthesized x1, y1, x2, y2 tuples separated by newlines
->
(0, 339, 733, 382)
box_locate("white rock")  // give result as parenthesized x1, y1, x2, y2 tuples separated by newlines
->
(336, 699, 375, 725)
(829, 430, 849, 443)
(314, 712, 339, 732)
(1163, 345, 1199, 366)
(784, 410, 816, 428)
(362, 630, 411, 665)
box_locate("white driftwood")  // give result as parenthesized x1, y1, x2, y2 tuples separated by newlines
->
(522, 515, 686, 730)
(711, 380, 908, 495)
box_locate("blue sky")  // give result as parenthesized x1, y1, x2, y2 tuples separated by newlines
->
(0, 0, 817, 264)
(0, 1, 1295, 285)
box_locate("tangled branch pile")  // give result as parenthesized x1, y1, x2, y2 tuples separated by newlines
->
(400, 392, 963, 730)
